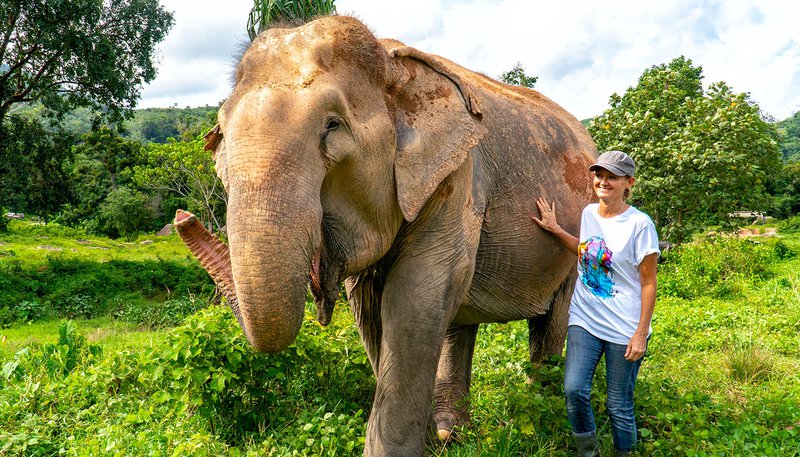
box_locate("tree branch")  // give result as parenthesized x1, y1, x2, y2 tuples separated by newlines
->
(0, 6, 20, 65)
(16, 50, 62, 97)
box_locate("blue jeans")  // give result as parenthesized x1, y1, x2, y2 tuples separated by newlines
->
(564, 325, 645, 452)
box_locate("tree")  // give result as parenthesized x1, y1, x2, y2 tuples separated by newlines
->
(59, 126, 144, 232)
(73, 126, 141, 190)
(98, 186, 158, 239)
(133, 136, 227, 234)
(0, 115, 74, 219)
(776, 111, 800, 161)
(589, 56, 781, 243)
(770, 161, 800, 219)
(247, 0, 336, 40)
(499, 62, 538, 88)
(0, 0, 174, 126)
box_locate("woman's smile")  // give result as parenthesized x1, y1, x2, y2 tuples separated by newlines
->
(593, 169, 628, 199)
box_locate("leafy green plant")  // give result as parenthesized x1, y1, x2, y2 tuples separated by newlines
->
(0, 211, 9, 232)
(140, 303, 372, 446)
(15, 299, 49, 322)
(658, 235, 781, 298)
(779, 214, 800, 234)
(3, 321, 102, 382)
(247, 0, 337, 40)
(114, 294, 207, 328)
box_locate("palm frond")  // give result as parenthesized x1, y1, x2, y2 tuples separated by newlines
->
(247, 0, 337, 41)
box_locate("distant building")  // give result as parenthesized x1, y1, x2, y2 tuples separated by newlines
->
(728, 211, 766, 224)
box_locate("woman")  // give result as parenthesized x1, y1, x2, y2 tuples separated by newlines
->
(532, 150, 659, 457)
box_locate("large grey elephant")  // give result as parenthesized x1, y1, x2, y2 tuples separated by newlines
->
(175, 15, 596, 456)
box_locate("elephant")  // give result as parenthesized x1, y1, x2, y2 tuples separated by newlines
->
(174, 15, 596, 457)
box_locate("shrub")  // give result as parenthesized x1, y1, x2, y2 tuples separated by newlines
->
(3, 321, 102, 381)
(0, 306, 15, 328)
(659, 235, 782, 299)
(141, 304, 373, 447)
(27, 257, 214, 322)
(97, 187, 159, 239)
(15, 299, 49, 322)
(113, 295, 207, 328)
(778, 214, 800, 234)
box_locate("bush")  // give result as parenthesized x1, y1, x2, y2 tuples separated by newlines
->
(0, 256, 213, 323)
(659, 235, 784, 299)
(2, 321, 102, 381)
(97, 187, 159, 239)
(778, 214, 800, 234)
(141, 304, 373, 447)
(113, 294, 207, 328)
(16, 299, 50, 322)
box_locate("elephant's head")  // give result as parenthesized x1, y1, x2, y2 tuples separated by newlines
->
(176, 16, 485, 353)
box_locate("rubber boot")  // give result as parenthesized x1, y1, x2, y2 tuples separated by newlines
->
(574, 433, 601, 457)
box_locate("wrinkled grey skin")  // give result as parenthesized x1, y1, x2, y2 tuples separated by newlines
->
(179, 16, 596, 457)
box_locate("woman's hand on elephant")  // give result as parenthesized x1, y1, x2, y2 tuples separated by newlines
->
(531, 197, 561, 233)
(532, 197, 580, 255)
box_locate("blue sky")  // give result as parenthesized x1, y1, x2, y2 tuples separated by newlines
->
(139, 0, 800, 121)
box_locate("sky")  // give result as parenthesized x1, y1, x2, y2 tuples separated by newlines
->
(139, 0, 800, 121)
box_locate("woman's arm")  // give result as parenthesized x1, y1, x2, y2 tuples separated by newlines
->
(531, 197, 580, 255)
(625, 252, 658, 361)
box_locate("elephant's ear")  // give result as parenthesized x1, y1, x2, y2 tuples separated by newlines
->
(204, 123, 229, 189)
(388, 46, 486, 222)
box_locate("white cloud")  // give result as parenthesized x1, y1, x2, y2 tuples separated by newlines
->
(138, 0, 253, 108)
(139, 0, 800, 120)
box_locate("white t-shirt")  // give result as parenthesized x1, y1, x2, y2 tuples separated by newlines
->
(569, 203, 661, 345)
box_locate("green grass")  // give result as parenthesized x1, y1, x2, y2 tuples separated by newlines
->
(0, 219, 214, 327)
(0, 317, 161, 360)
(1, 222, 800, 455)
(0, 219, 194, 265)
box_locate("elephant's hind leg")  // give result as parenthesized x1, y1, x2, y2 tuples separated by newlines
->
(433, 322, 479, 442)
(527, 270, 576, 367)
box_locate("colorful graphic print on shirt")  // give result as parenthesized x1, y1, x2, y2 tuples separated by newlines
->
(578, 235, 615, 298)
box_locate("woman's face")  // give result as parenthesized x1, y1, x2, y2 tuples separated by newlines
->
(593, 168, 635, 201)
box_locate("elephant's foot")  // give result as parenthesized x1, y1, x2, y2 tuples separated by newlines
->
(433, 408, 469, 443)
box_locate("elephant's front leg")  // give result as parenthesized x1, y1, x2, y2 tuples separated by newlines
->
(365, 250, 474, 457)
(433, 323, 479, 441)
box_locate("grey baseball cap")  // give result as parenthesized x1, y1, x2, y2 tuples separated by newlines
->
(589, 150, 636, 177)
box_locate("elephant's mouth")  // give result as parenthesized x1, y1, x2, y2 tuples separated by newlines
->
(309, 230, 340, 326)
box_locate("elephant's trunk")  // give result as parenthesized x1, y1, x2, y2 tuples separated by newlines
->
(221, 179, 320, 354)
(173, 210, 245, 330)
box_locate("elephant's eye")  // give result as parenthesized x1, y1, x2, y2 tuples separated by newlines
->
(325, 117, 340, 131)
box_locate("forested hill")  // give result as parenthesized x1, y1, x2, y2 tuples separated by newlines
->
(22, 105, 218, 144)
(776, 111, 800, 161)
